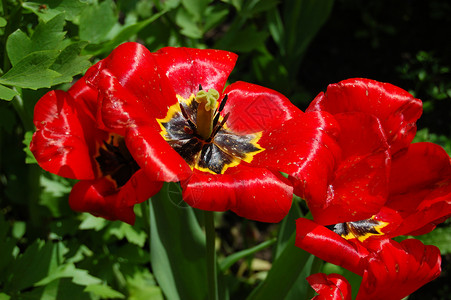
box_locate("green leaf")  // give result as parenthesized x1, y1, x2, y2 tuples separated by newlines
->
(50, 41, 91, 85)
(149, 183, 208, 300)
(247, 232, 312, 300)
(23, 131, 37, 164)
(219, 238, 276, 271)
(84, 284, 125, 299)
(175, 8, 203, 39)
(274, 197, 303, 259)
(181, 0, 211, 21)
(0, 17, 6, 27)
(127, 270, 164, 300)
(109, 223, 147, 247)
(0, 84, 18, 101)
(6, 240, 65, 292)
(83, 9, 168, 56)
(79, 0, 117, 44)
(22, 0, 89, 22)
(0, 293, 10, 300)
(79, 213, 108, 231)
(0, 50, 61, 89)
(217, 25, 268, 52)
(6, 14, 66, 66)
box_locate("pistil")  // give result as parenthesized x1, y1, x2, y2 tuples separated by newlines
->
(195, 88, 220, 140)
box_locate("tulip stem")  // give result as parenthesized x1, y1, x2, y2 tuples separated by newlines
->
(204, 210, 218, 300)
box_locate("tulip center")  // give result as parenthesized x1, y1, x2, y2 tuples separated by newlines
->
(329, 218, 389, 242)
(157, 86, 264, 174)
(96, 135, 140, 187)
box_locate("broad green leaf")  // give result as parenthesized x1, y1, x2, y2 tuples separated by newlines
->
(0, 50, 61, 89)
(181, 0, 211, 21)
(50, 41, 91, 85)
(219, 238, 276, 271)
(0, 17, 6, 27)
(274, 197, 303, 259)
(79, 0, 117, 44)
(0, 84, 18, 101)
(23, 131, 37, 164)
(22, 0, 88, 22)
(247, 232, 312, 300)
(149, 183, 208, 300)
(84, 284, 125, 299)
(6, 14, 66, 66)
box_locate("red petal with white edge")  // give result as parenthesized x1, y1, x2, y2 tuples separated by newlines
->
(295, 218, 368, 275)
(356, 239, 441, 300)
(69, 169, 161, 225)
(125, 126, 192, 182)
(251, 111, 340, 212)
(222, 81, 302, 134)
(312, 112, 390, 225)
(182, 167, 293, 223)
(307, 78, 422, 154)
(30, 90, 105, 180)
(85, 42, 178, 121)
(154, 47, 238, 99)
(307, 273, 352, 300)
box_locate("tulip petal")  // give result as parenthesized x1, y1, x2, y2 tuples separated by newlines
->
(222, 81, 302, 134)
(154, 47, 238, 99)
(69, 169, 161, 224)
(295, 218, 367, 275)
(182, 167, 293, 223)
(125, 126, 193, 182)
(312, 112, 390, 224)
(30, 89, 106, 179)
(357, 239, 441, 300)
(307, 78, 422, 154)
(307, 273, 352, 300)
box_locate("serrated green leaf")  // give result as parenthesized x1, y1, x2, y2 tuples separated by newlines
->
(23, 131, 37, 164)
(175, 9, 203, 38)
(84, 284, 125, 299)
(0, 84, 18, 101)
(50, 41, 91, 86)
(35, 263, 102, 287)
(79, 213, 108, 231)
(217, 25, 268, 52)
(79, 0, 117, 44)
(0, 50, 61, 89)
(127, 270, 163, 300)
(181, 0, 211, 21)
(109, 223, 147, 247)
(6, 14, 66, 66)
(6, 240, 65, 292)
(22, 0, 88, 22)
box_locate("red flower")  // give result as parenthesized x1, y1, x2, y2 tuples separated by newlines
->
(84, 42, 341, 222)
(297, 219, 442, 300)
(302, 78, 451, 232)
(30, 78, 162, 224)
(307, 273, 352, 300)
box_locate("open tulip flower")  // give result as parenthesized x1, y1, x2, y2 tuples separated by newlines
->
(297, 219, 442, 300)
(302, 78, 451, 233)
(30, 78, 162, 224)
(83, 42, 340, 223)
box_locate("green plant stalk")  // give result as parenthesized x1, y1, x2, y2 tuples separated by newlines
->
(204, 210, 218, 300)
